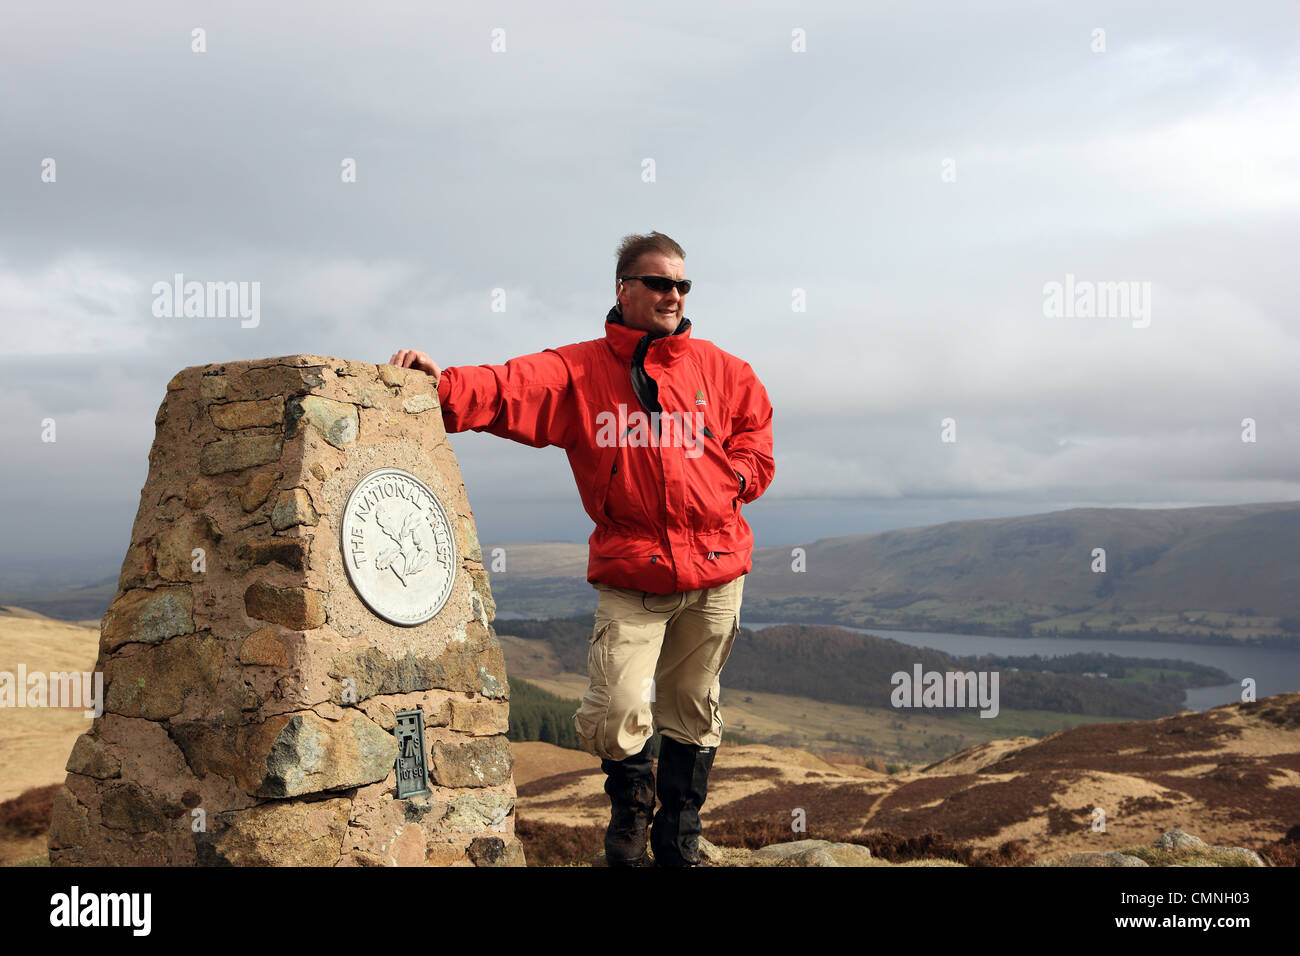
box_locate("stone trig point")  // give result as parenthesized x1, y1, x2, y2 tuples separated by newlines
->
(48, 355, 524, 866)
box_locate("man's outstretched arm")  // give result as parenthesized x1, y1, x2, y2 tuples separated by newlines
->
(389, 347, 575, 449)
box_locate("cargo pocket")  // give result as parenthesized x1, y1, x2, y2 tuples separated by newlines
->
(587, 620, 612, 687)
(576, 621, 614, 755)
(714, 612, 741, 677)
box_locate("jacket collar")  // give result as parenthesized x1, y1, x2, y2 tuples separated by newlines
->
(603, 305, 693, 364)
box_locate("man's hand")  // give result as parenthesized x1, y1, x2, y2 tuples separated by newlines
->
(389, 349, 441, 383)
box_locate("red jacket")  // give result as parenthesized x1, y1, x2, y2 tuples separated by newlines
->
(436, 307, 775, 593)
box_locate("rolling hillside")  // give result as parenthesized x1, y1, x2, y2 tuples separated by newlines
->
(2, 605, 1294, 867)
(512, 692, 1300, 865)
(483, 501, 1300, 642)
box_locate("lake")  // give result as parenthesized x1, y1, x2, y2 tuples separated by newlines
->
(739, 621, 1300, 712)
(494, 610, 1300, 711)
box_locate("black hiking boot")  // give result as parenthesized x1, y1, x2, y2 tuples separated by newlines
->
(650, 735, 717, 867)
(601, 737, 656, 866)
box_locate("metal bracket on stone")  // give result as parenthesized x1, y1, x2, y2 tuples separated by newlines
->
(395, 709, 431, 799)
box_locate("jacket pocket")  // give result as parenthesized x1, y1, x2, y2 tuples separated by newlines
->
(592, 535, 662, 558)
(591, 445, 619, 521)
(590, 533, 674, 590)
(686, 425, 742, 533)
(695, 527, 743, 561)
(602, 445, 662, 530)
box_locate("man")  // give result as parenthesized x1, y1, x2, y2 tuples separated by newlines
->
(390, 231, 774, 867)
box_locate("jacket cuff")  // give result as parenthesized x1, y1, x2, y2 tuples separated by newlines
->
(437, 370, 451, 406)
(732, 460, 753, 503)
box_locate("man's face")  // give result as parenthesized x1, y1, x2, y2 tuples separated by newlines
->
(616, 252, 687, 335)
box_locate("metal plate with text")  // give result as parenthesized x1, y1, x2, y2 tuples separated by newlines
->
(394, 709, 431, 799)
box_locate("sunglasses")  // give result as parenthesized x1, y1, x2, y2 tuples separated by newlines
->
(620, 275, 692, 295)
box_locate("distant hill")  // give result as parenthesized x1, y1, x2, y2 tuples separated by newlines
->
(7, 501, 1299, 643)
(484, 501, 1300, 643)
(0, 576, 117, 624)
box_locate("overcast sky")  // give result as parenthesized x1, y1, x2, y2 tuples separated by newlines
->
(1, 0, 1297, 581)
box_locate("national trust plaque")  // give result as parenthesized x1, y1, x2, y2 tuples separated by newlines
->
(341, 467, 458, 626)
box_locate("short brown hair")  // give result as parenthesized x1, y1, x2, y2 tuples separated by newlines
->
(615, 231, 685, 282)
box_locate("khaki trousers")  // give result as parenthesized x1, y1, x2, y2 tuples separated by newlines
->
(573, 574, 745, 761)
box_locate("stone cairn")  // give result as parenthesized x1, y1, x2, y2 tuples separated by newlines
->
(48, 355, 523, 866)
